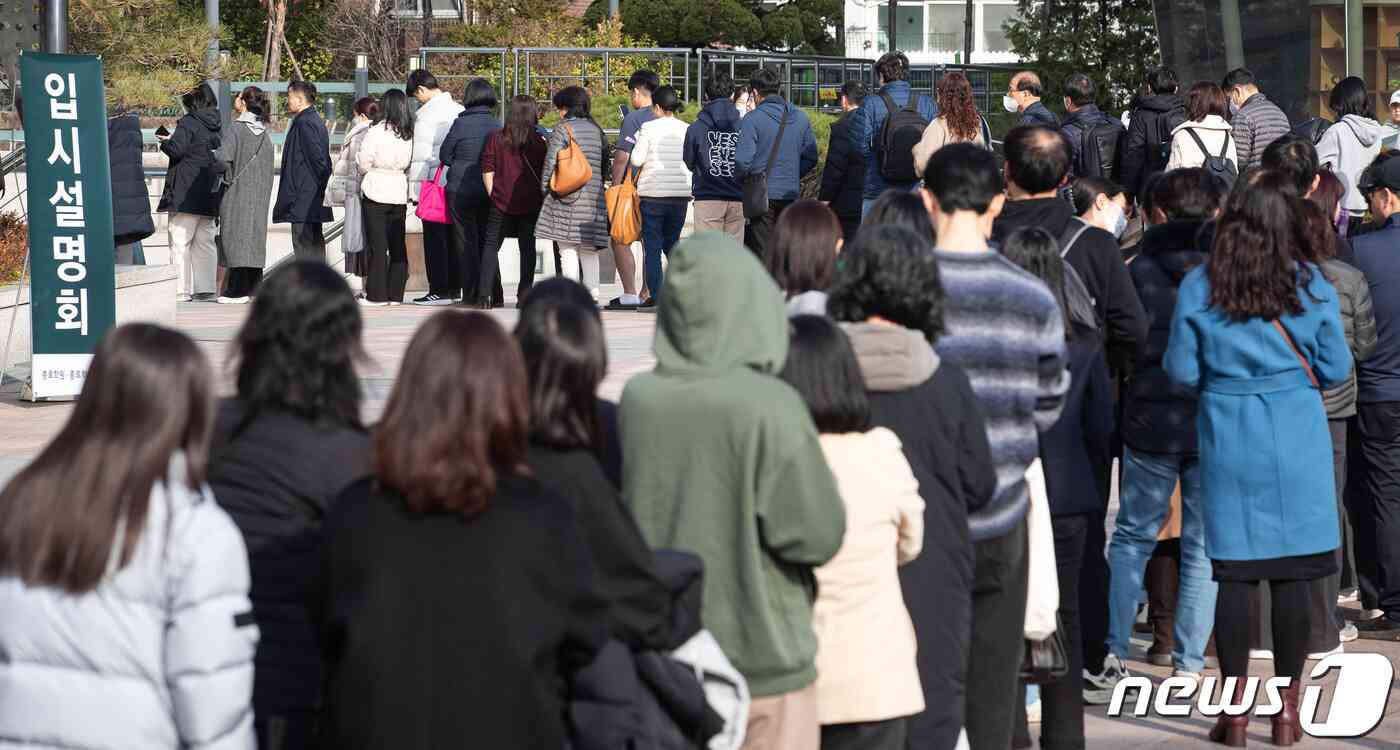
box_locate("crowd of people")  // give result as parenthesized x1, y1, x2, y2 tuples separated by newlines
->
(5, 50, 1400, 750)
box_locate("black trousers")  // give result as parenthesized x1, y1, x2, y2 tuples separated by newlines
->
(362, 199, 408, 303)
(290, 222, 325, 261)
(255, 710, 318, 750)
(448, 191, 496, 304)
(421, 216, 458, 298)
(1218, 579, 1311, 683)
(1354, 401, 1400, 617)
(1078, 504, 1110, 671)
(743, 199, 792, 261)
(1340, 415, 1361, 593)
(482, 206, 539, 302)
(222, 267, 262, 298)
(965, 519, 1029, 750)
(821, 717, 906, 750)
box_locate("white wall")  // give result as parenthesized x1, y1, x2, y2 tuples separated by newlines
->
(843, 0, 1023, 65)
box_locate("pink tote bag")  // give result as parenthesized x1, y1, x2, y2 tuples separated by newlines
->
(415, 165, 450, 224)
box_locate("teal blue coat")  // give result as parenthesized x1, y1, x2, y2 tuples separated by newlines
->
(1164, 265, 1353, 561)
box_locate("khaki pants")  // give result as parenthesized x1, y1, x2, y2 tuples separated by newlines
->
(167, 212, 217, 297)
(693, 200, 745, 245)
(742, 683, 818, 750)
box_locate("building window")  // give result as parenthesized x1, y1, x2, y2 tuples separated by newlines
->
(927, 3, 967, 54)
(389, 0, 462, 18)
(982, 3, 1018, 53)
(878, 5, 927, 53)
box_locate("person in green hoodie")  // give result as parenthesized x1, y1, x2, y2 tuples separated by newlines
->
(620, 231, 846, 750)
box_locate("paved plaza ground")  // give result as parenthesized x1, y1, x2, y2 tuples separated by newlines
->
(2, 295, 1399, 747)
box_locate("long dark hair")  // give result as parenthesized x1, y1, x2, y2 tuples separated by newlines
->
(0, 324, 214, 593)
(231, 260, 365, 431)
(1208, 170, 1316, 321)
(780, 315, 871, 434)
(766, 199, 842, 296)
(378, 88, 414, 140)
(183, 82, 217, 112)
(1002, 227, 1072, 340)
(239, 85, 272, 123)
(937, 72, 980, 142)
(375, 311, 530, 519)
(502, 94, 540, 150)
(515, 278, 606, 450)
(1299, 200, 1337, 263)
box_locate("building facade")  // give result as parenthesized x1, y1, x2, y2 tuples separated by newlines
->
(842, 0, 1022, 64)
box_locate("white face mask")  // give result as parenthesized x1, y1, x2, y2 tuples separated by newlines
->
(1103, 202, 1128, 238)
(1003, 94, 1020, 114)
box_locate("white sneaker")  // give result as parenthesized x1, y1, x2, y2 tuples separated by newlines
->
(357, 298, 388, 308)
(216, 296, 250, 305)
(176, 294, 193, 302)
(1340, 623, 1359, 643)
(1361, 608, 1385, 621)
(1249, 649, 1274, 659)
(1307, 644, 1343, 660)
(1172, 669, 1202, 681)
(1083, 654, 1128, 705)
(1338, 588, 1360, 604)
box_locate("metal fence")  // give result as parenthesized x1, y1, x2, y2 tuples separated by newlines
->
(695, 50, 876, 110)
(515, 47, 694, 104)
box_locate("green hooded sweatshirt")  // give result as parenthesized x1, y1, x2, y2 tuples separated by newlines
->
(620, 231, 846, 698)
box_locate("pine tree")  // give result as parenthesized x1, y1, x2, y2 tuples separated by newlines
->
(1003, 0, 1160, 112)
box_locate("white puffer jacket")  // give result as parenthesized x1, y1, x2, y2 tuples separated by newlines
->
(357, 122, 415, 205)
(409, 91, 464, 191)
(630, 116, 693, 199)
(0, 457, 259, 749)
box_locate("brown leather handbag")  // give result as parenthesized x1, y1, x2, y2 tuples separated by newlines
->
(549, 125, 592, 196)
(606, 166, 641, 245)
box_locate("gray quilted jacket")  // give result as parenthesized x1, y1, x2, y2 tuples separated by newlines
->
(1230, 93, 1291, 172)
(0, 459, 259, 749)
(1322, 258, 1378, 418)
(537, 117, 611, 249)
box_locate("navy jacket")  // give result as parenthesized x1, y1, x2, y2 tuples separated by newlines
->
(273, 108, 332, 224)
(850, 80, 938, 199)
(1018, 100, 1060, 129)
(818, 110, 865, 220)
(735, 96, 818, 202)
(1120, 93, 1187, 202)
(1123, 220, 1209, 454)
(108, 112, 155, 245)
(1059, 104, 1114, 174)
(683, 99, 743, 202)
(439, 105, 501, 201)
(1040, 332, 1113, 516)
(1351, 215, 1400, 403)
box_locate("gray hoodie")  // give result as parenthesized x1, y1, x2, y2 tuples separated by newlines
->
(1317, 114, 1384, 215)
(840, 321, 939, 391)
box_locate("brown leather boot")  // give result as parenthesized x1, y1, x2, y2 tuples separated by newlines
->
(1271, 681, 1303, 746)
(1210, 676, 1251, 746)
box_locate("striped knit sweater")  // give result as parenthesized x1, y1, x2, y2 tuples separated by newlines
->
(934, 248, 1070, 542)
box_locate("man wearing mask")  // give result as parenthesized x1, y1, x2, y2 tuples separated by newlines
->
(991, 127, 1146, 368)
(1005, 71, 1059, 129)
(272, 80, 333, 260)
(1222, 68, 1290, 173)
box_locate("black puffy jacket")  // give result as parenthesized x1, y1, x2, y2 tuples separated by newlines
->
(439, 105, 501, 201)
(818, 110, 865, 220)
(1120, 94, 1186, 202)
(1123, 220, 1208, 454)
(107, 113, 154, 245)
(158, 107, 223, 217)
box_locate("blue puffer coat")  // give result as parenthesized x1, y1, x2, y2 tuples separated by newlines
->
(734, 96, 818, 202)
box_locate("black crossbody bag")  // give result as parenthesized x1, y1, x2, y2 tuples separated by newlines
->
(743, 109, 789, 219)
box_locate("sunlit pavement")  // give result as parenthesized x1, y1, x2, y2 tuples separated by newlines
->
(2, 290, 1399, 747)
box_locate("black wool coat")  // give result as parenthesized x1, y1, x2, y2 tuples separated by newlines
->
(273, 107, 333, 224)
(320, 474, 610, 750)
(108, 112, 155, 245)
(206, 398, 372, 718)
(158, 107, 223, 217)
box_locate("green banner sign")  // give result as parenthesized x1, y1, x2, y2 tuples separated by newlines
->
(20, 53, 116, 399)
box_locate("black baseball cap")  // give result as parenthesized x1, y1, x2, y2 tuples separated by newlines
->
(1358, 154, 1400, 195)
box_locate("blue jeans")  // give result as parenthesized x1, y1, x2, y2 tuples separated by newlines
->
(1107, 448, 1218, 672)
(640, 199, 688, 301)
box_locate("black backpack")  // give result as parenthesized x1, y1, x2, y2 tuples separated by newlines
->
(1184, 128, 1239, 189)
(878, 91, 930, 182)
(1148, 110, 1187, 174)
(1077, 114, 1125, 179)
(1291, 117, 1332, 146)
